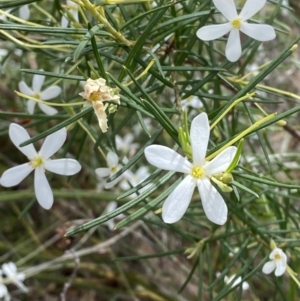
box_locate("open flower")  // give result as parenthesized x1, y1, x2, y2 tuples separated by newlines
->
(196, 0, 276, 62)
(144, 112, 237, 225)
(262, 248, 287, 276)
(79, 78, 120, 133)
(95, 151, 125, 189)
(18, 72, 61, 115)
(0, 124, 81, 209)
(2, 262, 28, 293)
(116, 133, 139, 156)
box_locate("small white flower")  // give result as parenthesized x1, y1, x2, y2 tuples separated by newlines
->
(2, 262, 28, 293)
(18, 72, 61, 115)
(116, 133, 139, 156)
(144, 112, 237, 225)
(181, 96, 203, 110)
(0, 270, 10, 301)
(120, 166, 151, 197)
(79, 78, 120, 133)
(61, 0, 80, 28)
(95, 152, 125, 189)
(0, 124, 81, 210)
(197, 0, 276, 62)
(224, 274, 249, 290)
(262, 248, 287, 277)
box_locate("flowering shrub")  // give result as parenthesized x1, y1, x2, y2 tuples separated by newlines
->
(0, 0, 299, 300)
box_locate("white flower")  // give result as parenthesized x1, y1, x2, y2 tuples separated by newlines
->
(2, 262, 28, 293)
(262, 248, 287, 277)
(224, 274, 249, 290)
(0, 271, 10, 301)
(95, 152, 125, 189)
(181, 96, 203, 110)
(18, 72, 61, 115)
(196, 0, 276, 62)
(116, 133, 139, 156)
(79, 78, 120, 133)
(61, 0, 80, 28)
(144, 112, 237, 225)
(120, 166, 150, 197)
(0, 124, 81, 210)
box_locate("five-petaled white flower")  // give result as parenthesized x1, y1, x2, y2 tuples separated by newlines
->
(116, 133, 139, 156)
(262, 248, 287, 277)
(196, 0, 276, 62)
(0, 124, 81, 209)
(79, 78, 120, 133)
(144, 112, 237, 225)
(95, 151, 126, 189)
(2, 262, 28, 293)
(19, 72, 61, 115)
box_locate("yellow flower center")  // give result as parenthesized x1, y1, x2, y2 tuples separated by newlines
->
(111, 166, 117, 173)
(31, 156, 43, 168)
(90, 91, 102, 102)
(191, 166, 204, 179)
(274, 254, 281, 260)
(33, 92, 41, 100)
(231, 18, 242, 29)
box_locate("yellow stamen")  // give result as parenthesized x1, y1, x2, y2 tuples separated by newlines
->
(33, 92, 41, 100)
(231, 18, 242, 29)
(31, 157, 43, 168)
(191, 166, 204, 179)
(274, 254, 281, 260)
(90, 91, 102, 101)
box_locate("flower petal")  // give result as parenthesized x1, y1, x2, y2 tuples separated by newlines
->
(44, 159, 81, 175)
(196, 23, 231, 41)
(190, 113, 210, 166)
(19, 5, 30, 20)
(197, 178, 227, 225)
(274, 263, 286, 277)
(213, 0, 238, 20)
(162, 175, 196, 223)
(204, 146, 237, 176)
(34, 167, 53, 209)
(105, 175, 123, 189)
(32, 73, 45, 92)
(40, 86, 62, 100)
(262, 261, 276, 274)
(144, 145, 192, 173)
(95, 168, 110, 178)
(225, 29, 241, 62)
(239, 0, 266, 20)
(240, 23, 276, 41)
(38, 103, 58, 115)
(39, 127, 66, 159)
(18, 81, 34, 96)
(38, 103, 58, 116)
(107, 151, 119, 168)
(27, 100, 36, 114)
(0, 163, 33, 187)
(9, 123, 37, 159)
